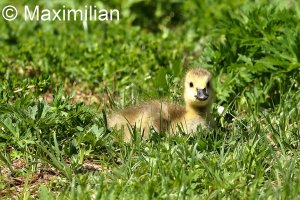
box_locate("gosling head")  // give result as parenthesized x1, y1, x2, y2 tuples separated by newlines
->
(184, 68, 214, 109)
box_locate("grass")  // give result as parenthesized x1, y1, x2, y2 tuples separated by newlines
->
(0, 0, 299, 199)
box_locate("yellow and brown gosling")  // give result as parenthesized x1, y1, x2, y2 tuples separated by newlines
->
(108, 68, 215, 141)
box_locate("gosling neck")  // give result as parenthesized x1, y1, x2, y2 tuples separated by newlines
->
(186, 103, 211, 117)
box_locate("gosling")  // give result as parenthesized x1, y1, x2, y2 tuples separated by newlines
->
(108, 68, 214, 141)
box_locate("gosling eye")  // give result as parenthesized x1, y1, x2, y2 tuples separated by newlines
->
(207, 81, 210, 88)
(189, 82, 194, 88)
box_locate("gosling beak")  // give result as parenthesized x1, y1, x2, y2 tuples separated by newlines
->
(195, 88, 208, 101)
